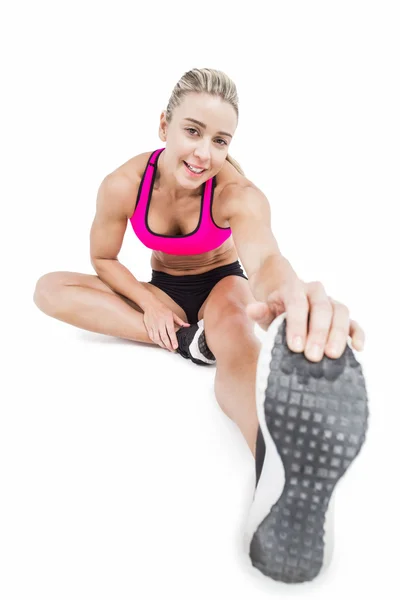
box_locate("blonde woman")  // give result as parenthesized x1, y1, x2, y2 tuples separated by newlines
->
(33, 68, 369, 584)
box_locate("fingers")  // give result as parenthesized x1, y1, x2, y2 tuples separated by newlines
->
(155, 319, 176, 352)
(156, 314, 191, 352)
(284, 281, 332, 361)
(284, 288, 309, 353)
(160, 325, 174, 351)
(245, 302, 274, 331)
(323, 300, 350, 359)
(349, 319, 365, 351)
(149, 328, 167, 350)
(290, 282, 335, 361)
(167, 321, 179, 351)
(303, 284, 334, 361)
(147, 313, 191, 352)
(173, 314, 191, 327)
(161, 316, 182, 352)
(285, 281, 364, 362)
(246, 302, 268, 320)
(170, 313, 191, 352)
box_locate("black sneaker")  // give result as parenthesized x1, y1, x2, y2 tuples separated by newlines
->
(176, 319, 216, 366)
(246, 313, 369, 584)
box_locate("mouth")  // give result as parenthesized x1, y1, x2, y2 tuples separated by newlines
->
(183, 161, 207, 176)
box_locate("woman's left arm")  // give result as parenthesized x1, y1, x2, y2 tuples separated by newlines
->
(224, 184, 365, 362)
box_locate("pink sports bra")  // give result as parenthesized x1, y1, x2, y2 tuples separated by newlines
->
(129, 148, 232, 255)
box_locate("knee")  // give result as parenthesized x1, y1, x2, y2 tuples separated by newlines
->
(33, 272, 63, 312)
(208, 303, 251, 335)
(205, 299, 247, 328)
(206, 306, 260, 362)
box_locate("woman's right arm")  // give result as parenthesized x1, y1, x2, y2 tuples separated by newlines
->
(90, 173, 191, 351)
(90, 174, 155, 310)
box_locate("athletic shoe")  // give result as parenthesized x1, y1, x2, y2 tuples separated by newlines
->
(176, 319, 216, 366)
(245, 313, 369, 583)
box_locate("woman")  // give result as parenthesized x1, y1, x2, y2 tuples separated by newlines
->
(33, 68, 369, 584)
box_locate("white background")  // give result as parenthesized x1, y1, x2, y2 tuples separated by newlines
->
(1, 1, 399, 598)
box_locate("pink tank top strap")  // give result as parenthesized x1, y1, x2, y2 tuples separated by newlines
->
(141, 148, 164, 203)
(133, 148, 163, 224)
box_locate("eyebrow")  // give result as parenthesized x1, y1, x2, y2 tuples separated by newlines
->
(183, 117, 233, 138)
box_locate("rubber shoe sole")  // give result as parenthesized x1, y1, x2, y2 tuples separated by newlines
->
(245, 313, 369, 584)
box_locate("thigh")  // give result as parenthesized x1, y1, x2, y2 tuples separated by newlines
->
(35, 270, 188, 320)
(198, 274, 256, 322)
(37, 270, 119, 297)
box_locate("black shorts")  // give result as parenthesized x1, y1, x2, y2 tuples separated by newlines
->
(148, 260, 248, 324)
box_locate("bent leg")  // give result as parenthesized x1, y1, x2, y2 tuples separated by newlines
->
(33, 271, 188, 345)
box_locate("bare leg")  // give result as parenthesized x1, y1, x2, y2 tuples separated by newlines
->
(197, 276, 262, 458)
(33, 272, 183, 344)
(214, 345, 261, 459)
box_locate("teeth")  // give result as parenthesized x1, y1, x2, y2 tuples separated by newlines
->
(186, 162, 204, 173)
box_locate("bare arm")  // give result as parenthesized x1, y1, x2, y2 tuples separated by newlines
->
(90, 174, 156, 310)
(223, 184, 300, 300)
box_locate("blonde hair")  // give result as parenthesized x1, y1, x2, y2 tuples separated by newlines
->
(164, 68, 245, 176)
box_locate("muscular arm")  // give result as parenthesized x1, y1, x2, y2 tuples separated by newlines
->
(223, 184, 300, 300)
(90, 174, 156, 309)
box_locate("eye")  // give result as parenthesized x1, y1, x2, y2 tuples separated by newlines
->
(185, 128, 228, 146)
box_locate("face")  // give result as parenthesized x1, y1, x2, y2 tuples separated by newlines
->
(158, 92, 238, 188)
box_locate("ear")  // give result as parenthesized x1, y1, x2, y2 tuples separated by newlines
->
(158, 110, 168, 142)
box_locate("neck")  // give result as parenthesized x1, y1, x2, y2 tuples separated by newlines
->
(155, 152, 203, 201)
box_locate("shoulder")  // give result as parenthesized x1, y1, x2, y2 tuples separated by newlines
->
(215, 167, 280, 278)
(107, 150, 154, 184)
(216, 163, 271, 223)
(101, 151, 154, 218)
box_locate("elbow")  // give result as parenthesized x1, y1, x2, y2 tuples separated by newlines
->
(91, 256, 118, 272)
(91, 257, 105, 273)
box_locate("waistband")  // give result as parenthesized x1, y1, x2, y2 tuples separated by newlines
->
(151, 260, 244, 281)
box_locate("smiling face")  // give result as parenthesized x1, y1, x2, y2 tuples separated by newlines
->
(159, 92, 238, 190)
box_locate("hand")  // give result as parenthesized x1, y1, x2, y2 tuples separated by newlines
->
(246, 280, 365, 362)
(143, 299, 191, 352)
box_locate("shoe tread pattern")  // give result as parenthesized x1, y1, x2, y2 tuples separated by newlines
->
(250, 320, 369, 583)
(198, 331, 216, 361)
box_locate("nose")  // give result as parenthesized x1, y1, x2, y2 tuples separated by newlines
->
(193, 140, 211, 164)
